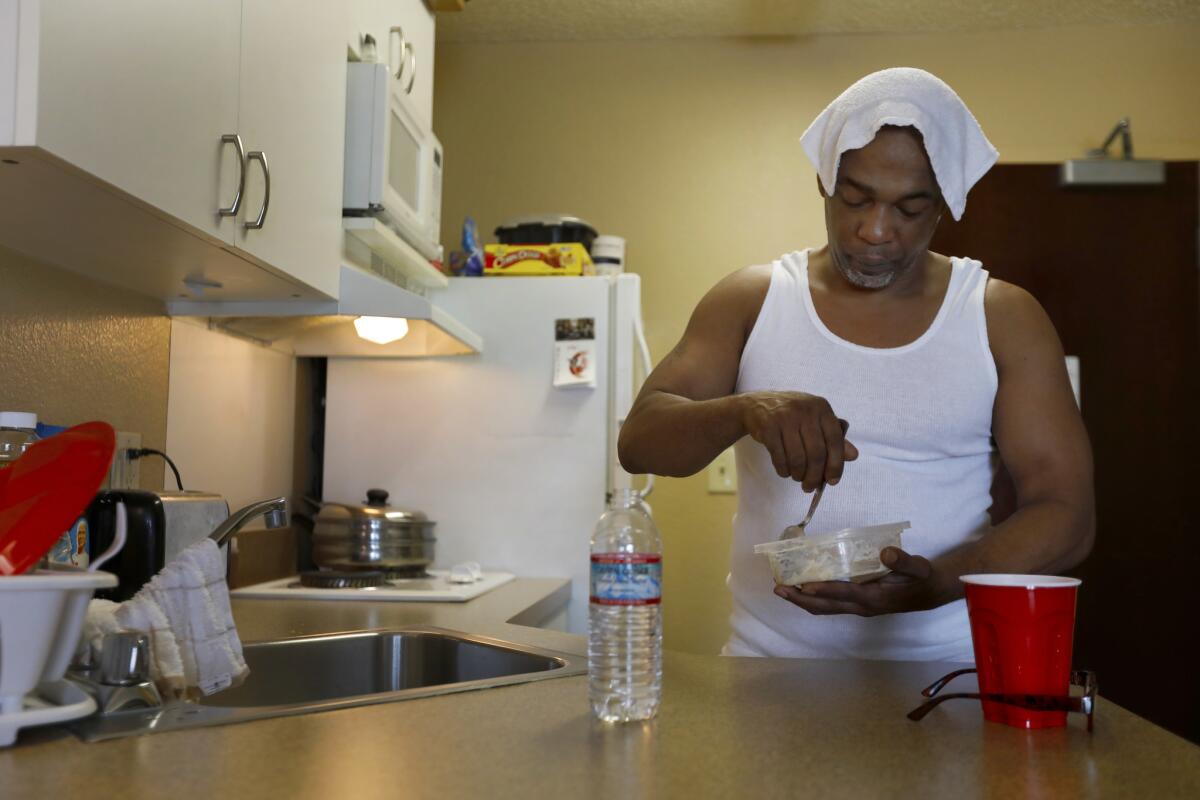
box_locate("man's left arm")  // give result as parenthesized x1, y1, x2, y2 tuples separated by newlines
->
(777, 279, 1095, 616)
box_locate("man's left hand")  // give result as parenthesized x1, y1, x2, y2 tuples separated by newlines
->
(773, 547, 951, 616)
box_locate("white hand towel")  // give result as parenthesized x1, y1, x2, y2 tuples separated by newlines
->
(799, 67, 998, 220)
(80, 539, 248, 699)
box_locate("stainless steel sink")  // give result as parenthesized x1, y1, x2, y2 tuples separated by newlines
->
(71, 626, 584, 742)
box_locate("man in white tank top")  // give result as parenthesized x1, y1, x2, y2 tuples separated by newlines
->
(618, 69, 1095, 662)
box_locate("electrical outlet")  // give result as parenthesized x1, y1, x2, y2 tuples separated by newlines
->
(707, 447, 738, 494)
(107, 431, 142, 490)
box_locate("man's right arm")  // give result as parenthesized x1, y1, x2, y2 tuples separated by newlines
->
(618, 265, 857, 489)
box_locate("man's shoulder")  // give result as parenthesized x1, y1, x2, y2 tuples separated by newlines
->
(724, 262, 775, 291)
(686, 262, 778, 345)
(703, 262, 774, 312)
(983, 277, 1045, 327)
(982, 277, 1061, 365)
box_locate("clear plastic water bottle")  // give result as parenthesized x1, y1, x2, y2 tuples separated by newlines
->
(589, 487, 662, 722)
(0, 411, 39, 466)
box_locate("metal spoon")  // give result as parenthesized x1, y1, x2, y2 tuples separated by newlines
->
(779, 483, 825, 540)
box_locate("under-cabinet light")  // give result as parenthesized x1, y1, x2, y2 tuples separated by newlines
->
(353, 316, 410, 345)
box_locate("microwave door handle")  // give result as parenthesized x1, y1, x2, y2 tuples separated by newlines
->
(389, 26, 407, 81)
(245, 151, 270, 230)
(403, 42, 416, 95)
(218, 134, 246, 217)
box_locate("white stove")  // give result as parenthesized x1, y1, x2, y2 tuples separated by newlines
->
(232, 570, 515, 603)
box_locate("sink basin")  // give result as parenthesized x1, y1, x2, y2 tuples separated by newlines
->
(199, 627, 572, 708)
(71, 626, 584, 742)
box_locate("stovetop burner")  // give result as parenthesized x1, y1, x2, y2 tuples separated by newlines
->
(295, 567, 435, 589)
(298, 570, 387, 589)
(380, 566, 433, 580)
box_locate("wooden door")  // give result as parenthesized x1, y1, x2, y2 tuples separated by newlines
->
(931, 162, 1200, 743)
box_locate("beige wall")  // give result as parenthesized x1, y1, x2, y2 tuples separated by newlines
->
(165, 318, 296, 514)
(433, 22, 1200, 655)
(165, 318, 300, 585)
(0, 247, 300, 515)
(0, 245, 170, 491)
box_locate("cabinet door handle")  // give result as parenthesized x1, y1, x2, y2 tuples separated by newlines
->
(403, 42, 416, 95)
(218, 133, 246, 217)
(244, 150, 270, 230)
(389, 26, 407, 81)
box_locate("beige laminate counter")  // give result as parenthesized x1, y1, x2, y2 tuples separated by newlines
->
(4, 577, 1198, 798)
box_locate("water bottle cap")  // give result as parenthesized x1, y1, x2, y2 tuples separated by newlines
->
(0, 411, 37, 430)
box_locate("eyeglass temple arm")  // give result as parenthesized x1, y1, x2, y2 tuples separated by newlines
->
(912, 669, 1096, 731)
(921, 668, 977, 698)
(908, 692, 1093, 725)
(924, 669, 1094, 698)
(907, 692, 977, 721)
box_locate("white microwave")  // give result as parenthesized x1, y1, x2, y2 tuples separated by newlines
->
(343, 62, 443, 263)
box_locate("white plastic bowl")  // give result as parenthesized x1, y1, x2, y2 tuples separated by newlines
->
(0, 570, 116, 714)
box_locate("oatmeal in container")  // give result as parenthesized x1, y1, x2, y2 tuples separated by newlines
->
(754, 522, 911, 585)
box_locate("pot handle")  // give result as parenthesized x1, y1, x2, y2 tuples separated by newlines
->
(365, 489, 389, 506)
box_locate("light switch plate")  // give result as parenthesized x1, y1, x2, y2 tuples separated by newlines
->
(707, 447, 737, 494)
(107, 431, 142, 490)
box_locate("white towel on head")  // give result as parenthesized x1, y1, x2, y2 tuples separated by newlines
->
(799, 67, 998, 220)
(79, 539, 248, 699)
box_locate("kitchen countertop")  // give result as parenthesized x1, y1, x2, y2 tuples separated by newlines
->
(4, 578, 1198, 798)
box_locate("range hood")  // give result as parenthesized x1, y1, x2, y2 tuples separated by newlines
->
(167, 264, 482, 357)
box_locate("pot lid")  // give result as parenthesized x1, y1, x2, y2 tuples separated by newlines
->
(316, 489, 430, 524)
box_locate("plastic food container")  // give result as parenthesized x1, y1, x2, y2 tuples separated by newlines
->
(754, 522, 910, 585)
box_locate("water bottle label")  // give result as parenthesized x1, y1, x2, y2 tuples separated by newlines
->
(590, 554, 661, 605)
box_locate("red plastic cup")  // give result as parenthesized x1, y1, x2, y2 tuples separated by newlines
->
(960, 574, 1081, 729)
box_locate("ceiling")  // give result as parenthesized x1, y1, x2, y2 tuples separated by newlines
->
(437, 0, 1200, 43)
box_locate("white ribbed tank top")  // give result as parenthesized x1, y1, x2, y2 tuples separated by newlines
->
(726, 249, 997, 662)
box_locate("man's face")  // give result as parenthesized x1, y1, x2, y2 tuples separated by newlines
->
(822, 126, 944, 289)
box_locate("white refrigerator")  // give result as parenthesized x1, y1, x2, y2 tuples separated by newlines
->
(322, 275, 651, 633)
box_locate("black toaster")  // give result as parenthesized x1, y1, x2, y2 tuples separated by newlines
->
(86, 490, 166, 602)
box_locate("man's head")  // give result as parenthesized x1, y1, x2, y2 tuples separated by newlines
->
(800, 67, 998, 230)
(820, 125, 945, 289)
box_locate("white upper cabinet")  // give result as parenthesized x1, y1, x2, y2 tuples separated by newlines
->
(29, 0, 243, 245)
(234, 0, 347, 299)
(391, 0, 436, 129)
(348, 0, 435, 127)
(0, 0, 351, 302)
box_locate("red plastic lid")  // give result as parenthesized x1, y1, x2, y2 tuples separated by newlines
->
(0, 421, 115, 575)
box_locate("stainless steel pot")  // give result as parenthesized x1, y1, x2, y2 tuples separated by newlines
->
(311, 489, 436, 572)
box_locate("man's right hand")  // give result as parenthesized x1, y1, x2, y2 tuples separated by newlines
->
(739, 391, 858, 490)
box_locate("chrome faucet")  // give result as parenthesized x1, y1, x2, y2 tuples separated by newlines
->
(69, 631, 164, 714)
(209, 496, 289, 547)
(68, 498, 288, 717)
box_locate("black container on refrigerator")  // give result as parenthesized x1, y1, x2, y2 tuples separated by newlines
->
(494, 215, 598, 253)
